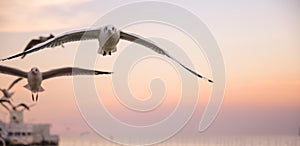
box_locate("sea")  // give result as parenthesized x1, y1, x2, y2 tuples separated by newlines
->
(58, 135, 300, 146)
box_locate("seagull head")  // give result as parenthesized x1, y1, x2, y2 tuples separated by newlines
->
(49, 34, 55, 39)
(104, 25, 118, 34)
(30, 67, 40, 75)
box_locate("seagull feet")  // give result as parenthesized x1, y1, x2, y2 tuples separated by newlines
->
(31, 93, 39, 102)
(36, 94, 38, 101)
(103, 51, 112, 56)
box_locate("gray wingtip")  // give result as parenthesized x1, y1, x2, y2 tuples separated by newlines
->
(0, 57, 13, 61)
(208, 79, 214, 83)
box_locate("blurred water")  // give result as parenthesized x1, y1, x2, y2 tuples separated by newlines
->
(59, 135, 300, 146)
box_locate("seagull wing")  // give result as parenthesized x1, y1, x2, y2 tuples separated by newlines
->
(0, 99, 12, 111)
(0, 65, 28, 78)
(42, 67, 112, 80)
(16, 103, 30, 111)
(7, 77, 23, 90)
(1, 28, 100, 61)
(120, 31, 213, 83)
(21, 39, 42, 59)
(0, 99, 11, 104)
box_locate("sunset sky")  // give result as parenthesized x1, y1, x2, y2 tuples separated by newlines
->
(0, 0, 299, 138)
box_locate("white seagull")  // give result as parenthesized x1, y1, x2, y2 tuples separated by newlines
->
(0, 25, 213, 83)
(0, 77, 23, 100)
(0, 65, 112, 101)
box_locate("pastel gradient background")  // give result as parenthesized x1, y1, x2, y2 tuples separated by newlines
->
(0, 0, 299, 144)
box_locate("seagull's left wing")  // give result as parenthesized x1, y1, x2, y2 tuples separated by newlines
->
(0, 28, 100, 61)
(7, 78, 23, 90)
(120, 31, 213, 83)
(42, 67, 112, 80)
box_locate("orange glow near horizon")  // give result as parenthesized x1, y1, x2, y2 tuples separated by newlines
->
(1, 0, 300, 137)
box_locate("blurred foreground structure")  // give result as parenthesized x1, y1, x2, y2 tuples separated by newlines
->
(0, 106, 59, 145)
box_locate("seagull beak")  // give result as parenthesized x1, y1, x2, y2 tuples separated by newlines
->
(108, 29, 112, 34)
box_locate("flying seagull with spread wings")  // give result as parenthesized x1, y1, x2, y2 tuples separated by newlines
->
(0, 65, 112, 101)
(0, 99, 31, 111)
(0, 25, 213, 83)
(0, 77, 23, 100)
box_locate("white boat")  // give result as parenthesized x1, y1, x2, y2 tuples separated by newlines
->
(0, 108, 59, 145)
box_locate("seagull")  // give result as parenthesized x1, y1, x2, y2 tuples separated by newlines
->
(0, 65, 112, 101)
(13, 103, 30, 111)
(0, 77, 23, 100)
(0, 99, 31, 111)
(0, 25, 213, 83)
(21, 34, 64, 59)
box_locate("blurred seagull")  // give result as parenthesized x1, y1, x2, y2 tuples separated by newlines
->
(0, 65, 112, 101)
(0, 77, 23, 100)
(0, 25, 213, 83)
(21, 34, 64, 59)
(0, 99, 31, 111)
(13, 103, 30, 111)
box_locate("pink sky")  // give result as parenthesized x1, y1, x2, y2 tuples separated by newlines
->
(0, 0, 299, 137)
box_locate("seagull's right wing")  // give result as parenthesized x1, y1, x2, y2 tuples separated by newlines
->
(16, 103, 30, 111)
(1, 28, 100, 61)
(42, 67, 112, 80)
(20, 103, 36, 112)
(7, 77, 23, 90)
(0, 65, 27, 78)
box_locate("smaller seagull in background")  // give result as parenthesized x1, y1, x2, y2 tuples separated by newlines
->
(0, 99, 31, 111)
(0, 25, 213, 83)
(21, 34, 64, 59)
(0, 77, 23, 100)
(0, 65, 112, 101)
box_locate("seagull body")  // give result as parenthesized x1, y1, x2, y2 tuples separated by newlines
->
(0, 25, 213, 83)
(98, 25, 120, 55)
(0, 65, 112, 101)
(25, 67, 44, 93)
(0, 78, 23, 100)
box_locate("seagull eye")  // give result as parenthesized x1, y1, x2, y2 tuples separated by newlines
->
(112, 27, 115, 31)
(104, 27, 107, 31)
